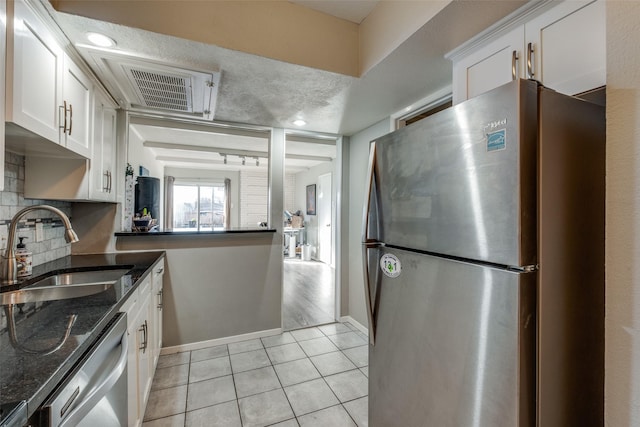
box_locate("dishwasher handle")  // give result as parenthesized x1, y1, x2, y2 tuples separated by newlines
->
(58, 330, 128, 427)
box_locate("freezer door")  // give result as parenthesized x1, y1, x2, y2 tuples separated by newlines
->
(369, 247, 535, 427)
(373, 79, 537, 267)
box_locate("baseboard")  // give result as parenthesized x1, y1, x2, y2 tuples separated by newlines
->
(160, 327, 282, 355)
(340, 315, 368, 335)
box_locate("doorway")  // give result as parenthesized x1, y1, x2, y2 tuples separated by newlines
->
(282, 135, 338, 331)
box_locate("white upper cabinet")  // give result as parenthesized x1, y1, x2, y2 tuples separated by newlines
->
(8, 0, 63, 143)
(62, 56, 92, 157)
(90, 90, 117, 202)
(452, 26, 524, 105)
(525, 0, 605, 96)
(7, 0, 92, 157)
(448, 0, 605, 104)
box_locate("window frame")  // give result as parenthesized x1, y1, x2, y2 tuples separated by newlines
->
(172, 181, 226, 231)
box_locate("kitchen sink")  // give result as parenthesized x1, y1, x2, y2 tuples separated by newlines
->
(0, 282, 115, 305)
(24, 268, 131, 289)
(0, 268, 131, 305)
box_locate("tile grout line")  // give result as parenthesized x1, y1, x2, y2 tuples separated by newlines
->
(228, 348, 244, 427)
(181, 349, 193, 426)
(264, 338, 298, 426)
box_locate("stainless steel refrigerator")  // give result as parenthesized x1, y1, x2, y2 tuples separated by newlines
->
(362, 80, 604, 427)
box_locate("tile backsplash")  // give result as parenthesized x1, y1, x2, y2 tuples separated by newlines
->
(1, 152, 72, 267)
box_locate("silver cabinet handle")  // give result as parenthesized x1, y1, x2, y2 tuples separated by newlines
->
(139, 320, 148, 353)
(108, 171, 112, 193)
(512, 50, 519, 80)
(157, 289, 163, 310)
(68, 103, 73, 136)
(527, 42, 535, 78)
(59, 331, 128, 427)
(59, 101, 68, 134)
(103, 171, 110, 192)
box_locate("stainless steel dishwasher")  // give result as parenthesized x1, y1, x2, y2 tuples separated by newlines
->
(35, 312, 128, 427)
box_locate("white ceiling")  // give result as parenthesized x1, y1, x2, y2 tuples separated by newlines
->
(45, 1, 526, 172)
(130, 122, 337, 173)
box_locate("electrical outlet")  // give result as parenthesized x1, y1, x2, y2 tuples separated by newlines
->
(35, 222, 44, 242)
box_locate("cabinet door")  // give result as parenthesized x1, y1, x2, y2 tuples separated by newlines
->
(120, 290, 140, 427)
(525, 0, 605, 95)
(62, 55, 92, 157)
(136, 289, 153, 421)
(90, 91, 117, 201)
(151, 259, 165, 370)
(452, 26, 524, 104)
(10, 0, 63, 143)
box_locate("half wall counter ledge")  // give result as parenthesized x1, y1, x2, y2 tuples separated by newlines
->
(115, 227, 276, 237)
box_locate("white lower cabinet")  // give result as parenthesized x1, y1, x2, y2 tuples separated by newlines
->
(151, 257, 165, 370)
(121, 287, 140, 427)
(136, 287, 153, 422)
(121, 273, 158, 427)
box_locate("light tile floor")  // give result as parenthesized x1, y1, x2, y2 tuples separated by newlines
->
(142, 322, 369, 427)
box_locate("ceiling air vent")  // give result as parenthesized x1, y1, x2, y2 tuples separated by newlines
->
(84, 50, 220, 121)
(128, 68, 192, 112)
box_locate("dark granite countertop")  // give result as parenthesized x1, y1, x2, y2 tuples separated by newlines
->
(0, 251, 165, 426)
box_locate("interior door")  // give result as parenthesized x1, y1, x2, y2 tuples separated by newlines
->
(317, 173, 332, 265)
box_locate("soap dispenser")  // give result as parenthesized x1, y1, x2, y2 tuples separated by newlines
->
(16, 237, 32, 277)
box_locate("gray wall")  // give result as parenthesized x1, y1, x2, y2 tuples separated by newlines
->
(116, 233, 282, 346)
(346, 119, 390, 327)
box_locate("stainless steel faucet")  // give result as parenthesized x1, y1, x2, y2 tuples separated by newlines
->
(1, 205, 79, 285)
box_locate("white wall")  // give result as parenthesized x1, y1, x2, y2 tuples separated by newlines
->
(128, 127, 164, 225)
(239, 169, 269, 228)
(347, 119, 391, 327)
(284, 172, 296, 214)
(606, 2, 640, 425)
(293, 160, 335, 253)
(165, 167, 240, 228)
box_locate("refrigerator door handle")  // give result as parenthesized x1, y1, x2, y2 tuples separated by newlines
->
(363, 241, 382, 345)
(362, 142, 379, 345)
(362, 142, 377, 244)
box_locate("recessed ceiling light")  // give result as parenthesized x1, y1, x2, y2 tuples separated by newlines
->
(293, 119, 306, 127)
(87, 32, 116, 48)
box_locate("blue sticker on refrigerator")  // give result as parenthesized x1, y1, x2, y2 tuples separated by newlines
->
(487, 129, 506, 152)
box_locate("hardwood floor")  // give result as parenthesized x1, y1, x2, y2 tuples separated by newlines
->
(283, 258, 335, 331)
